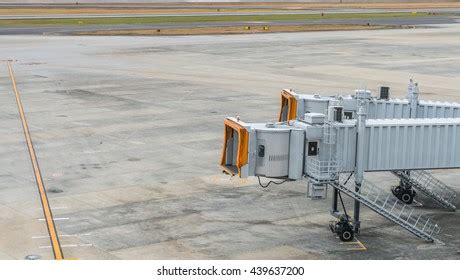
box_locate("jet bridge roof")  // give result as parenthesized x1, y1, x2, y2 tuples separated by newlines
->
(366, 118, 460, 126)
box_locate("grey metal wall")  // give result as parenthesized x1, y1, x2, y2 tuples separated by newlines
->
(367, 99, 460, 119)
(364, 119, 460, 171)
(334, 118, 460, 172)
(335, 122, 357, 172)
(301, 95, 460, 120)
(367, 99, 411, 119)
(417, 101, 460, 118)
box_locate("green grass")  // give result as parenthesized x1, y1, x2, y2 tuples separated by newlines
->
(0, 12, 433, 26)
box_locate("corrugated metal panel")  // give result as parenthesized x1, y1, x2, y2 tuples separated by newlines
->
(335, 123, 357, 172)
(364, 119, 460, 171)
(368, 99, 460, 120)
(295, 94, 460, 120)
(368, 100, 411, 119)
(417, 100, 460, 118)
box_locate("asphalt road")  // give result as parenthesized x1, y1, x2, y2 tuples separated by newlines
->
(0, 16, 458, 35)
(1, 8, 460, 20)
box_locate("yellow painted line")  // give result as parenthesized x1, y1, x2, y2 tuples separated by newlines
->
(341, 241, 360, 245)
(341, 238, 367, 251)
(7, 61, 64, 260)
(356, 239, 367, 250)
(348, 248, 367, 251)
(346, 239, 367, 251)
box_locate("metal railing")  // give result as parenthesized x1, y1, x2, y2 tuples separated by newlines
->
(394, 170, 457, 210)
(307, 158, 341, 183)
(334, 174, 440, 242)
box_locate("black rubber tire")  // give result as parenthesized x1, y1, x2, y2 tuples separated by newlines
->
(392, 186, 402, 196)
(339, 229, 354, 242)
(401, 192, 414, 204)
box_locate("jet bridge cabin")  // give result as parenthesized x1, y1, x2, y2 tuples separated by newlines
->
(220, 117, 305, 180)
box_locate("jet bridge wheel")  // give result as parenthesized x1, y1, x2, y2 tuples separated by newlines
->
(330, 214, 355, 242)
(392, 185, 416, 204)
(401, 191, 415, 204)
(340, 229, 354, 242)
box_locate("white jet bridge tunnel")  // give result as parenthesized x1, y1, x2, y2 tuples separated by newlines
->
(331, 118, 460, 172)
(220, 87, 459, 243)
(278, 80, 460, 123)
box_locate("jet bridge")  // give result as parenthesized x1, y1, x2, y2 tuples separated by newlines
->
(278, 80, 459, 209)
(222, 117, 460, 178)
(279, 80, 460, 122)
(220, 102, 459, 242)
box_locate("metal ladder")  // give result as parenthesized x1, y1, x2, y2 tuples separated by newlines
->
(331, 174, 440, 242)
(393, 170, 457, 211)
(306, 122, 341, 184)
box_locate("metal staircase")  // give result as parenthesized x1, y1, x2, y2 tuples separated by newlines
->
(331, 174, 440, 242)
(393, 170, 457, 211)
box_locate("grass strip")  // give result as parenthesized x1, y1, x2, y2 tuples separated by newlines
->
(0, 12, 432, 26)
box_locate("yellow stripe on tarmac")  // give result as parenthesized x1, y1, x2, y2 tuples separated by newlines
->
(341, 238, 368, 251)
(7, 61, 64, 260)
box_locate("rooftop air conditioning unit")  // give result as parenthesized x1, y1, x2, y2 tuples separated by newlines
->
(355, 89, 372, 100)
(304, 113, 326, 125)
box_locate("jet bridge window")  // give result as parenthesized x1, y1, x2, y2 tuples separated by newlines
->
(308, 141, 318, 156)
(344, 111, 353, 119)
(258, 145, 265, 157)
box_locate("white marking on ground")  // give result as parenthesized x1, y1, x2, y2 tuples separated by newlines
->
(38, 217, 69, 221)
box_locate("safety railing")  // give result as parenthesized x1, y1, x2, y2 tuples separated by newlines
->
(337, 174, 440, 241)
(307, 158, 341, 183)
(394, 170, 457, 210)
(410, 170, 457, 204)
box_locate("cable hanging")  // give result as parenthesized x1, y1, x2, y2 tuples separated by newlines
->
(257, 176, 288, 189)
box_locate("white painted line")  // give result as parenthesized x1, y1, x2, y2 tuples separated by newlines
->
(38, 217, 69, 221)
(33, 235, 52, 239)
(36, 206, 68, 210)
(39, 244, 93, 249)
(32, 233, 92, 239)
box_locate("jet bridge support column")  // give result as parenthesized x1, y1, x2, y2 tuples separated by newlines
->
(332, 188, 339, 214)
(353, 103, 367, 233)
(408, 79, 419, 118)
(392, 80, 420, 204)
